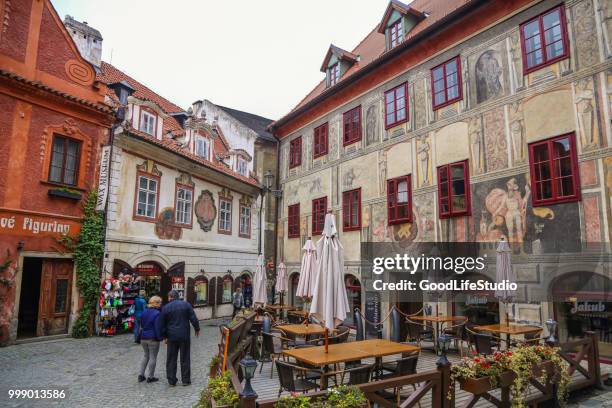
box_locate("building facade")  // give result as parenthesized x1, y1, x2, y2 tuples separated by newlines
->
(271, 0, 612, 352)
(0, 0, 113, 344)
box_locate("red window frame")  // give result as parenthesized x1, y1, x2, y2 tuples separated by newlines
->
(343, 106, 362, 146)
(384, 83, 408, 129)
(342, 188, 361, 231)
(329, 63, 340, 86)
(528, 132, 580, 207)
(387, 175, 412, 225)
(288, 203, 300, 238)
(289, 137, 302, 169)
(313, 123, 328, 159)
(519, 5, 569, 74)
(437, 160, 471, 218)
(430, 56, 463, 110)
(311, 196, 327, 235)
(389, 19, 403, 48)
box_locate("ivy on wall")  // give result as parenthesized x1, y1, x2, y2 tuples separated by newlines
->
(63, 191, 105, 338)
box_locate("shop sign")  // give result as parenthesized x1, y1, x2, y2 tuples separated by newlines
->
(135, 263, 161, 276)
(570, 301, 606, 314)
(95, 145, 111, 211)
(466, 295, 488, 305)
(0, 210, 80, 237)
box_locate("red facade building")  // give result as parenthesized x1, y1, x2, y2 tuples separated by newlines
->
(0, 0, 113, 344)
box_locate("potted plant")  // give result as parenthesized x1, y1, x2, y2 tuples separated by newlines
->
(453, 352, 514, 395)
(195, 371, 239, 408)
(326, 385, 368, 408)
(274, 395, 313, 408)
(209, 354, 221, 378)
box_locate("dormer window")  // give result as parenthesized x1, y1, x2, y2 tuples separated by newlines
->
(140, 111, 156, 135)
(195, 136, 210, 160)
(329, 63, 340, 86)
(236, 157, 248, 176)
(389, 19, 403, 48)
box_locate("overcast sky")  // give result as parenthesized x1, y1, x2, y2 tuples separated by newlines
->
(51, 0, 390, 120)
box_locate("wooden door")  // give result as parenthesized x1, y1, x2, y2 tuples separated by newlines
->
(37, 260, 73, 337)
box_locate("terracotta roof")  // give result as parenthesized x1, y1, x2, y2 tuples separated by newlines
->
(0, 69, 112, 114)
(96, 62, 185, 135)
(96, 63, 259, 187)
(277, 0, 474, 126)
(127, 125, 260, 188)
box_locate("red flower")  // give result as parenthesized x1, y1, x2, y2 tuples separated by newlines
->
(473, 357, 480, 363)
(505, 351, 513, 356)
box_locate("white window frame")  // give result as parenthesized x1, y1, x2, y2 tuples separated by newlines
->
(239, 205, 251, 237)
(195, 136, 210, 160)
(175, 186, 193, 225)
(136, 175, 158, 218)
(140, 111, 156, 135)
(236, 157, 248, 176)
(219, 198, 232, 232)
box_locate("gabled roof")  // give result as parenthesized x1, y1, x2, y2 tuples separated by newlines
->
(273, 0, 475, 132)
(377, 0, 427, 34)
(64, 15, 103, 40)
(320, 44, 359, 72)
(97, 62, 185, 135)
(215, 104, 276, 143)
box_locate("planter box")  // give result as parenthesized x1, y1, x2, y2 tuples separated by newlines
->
(211, 399, 231, 408)
(460, 371, 516, 395)
(48, 188, 81, 201)
(532, 360, 555, 377)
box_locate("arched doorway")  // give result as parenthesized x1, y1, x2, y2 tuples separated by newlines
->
(134, 261, 171, 302)
(451, 272, 499, 327)
(551, 271, 611, 357)
(345, 274, 362, 327)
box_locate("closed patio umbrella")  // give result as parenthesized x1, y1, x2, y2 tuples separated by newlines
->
(495, 238, 516, 326)
(253, 254, 267, 306)
(309, 212, 349, 352)
(296, 239, 317, 299)
(275, 262, 288, 305)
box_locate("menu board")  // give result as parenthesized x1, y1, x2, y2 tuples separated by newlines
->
(365, 291, 381, 336)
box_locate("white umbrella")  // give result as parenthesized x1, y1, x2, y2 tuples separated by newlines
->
(252, 254, 267, 306)
(494, 239, 516, 325)
(275, 262, 288, 305)
(296, 239, 317, 299)
(309, 213, 349, 352)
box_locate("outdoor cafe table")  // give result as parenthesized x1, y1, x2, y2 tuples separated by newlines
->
(473, 323, 543, 347)
(277, 324, 332, 337)
(410, 315, 467, 352)
(283, 339, 420, 388)
(266, 304, 296, 320)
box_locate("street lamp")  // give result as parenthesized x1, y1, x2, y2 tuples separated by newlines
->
(436, 334, 452, 366)
(264, 169, 274, 191)
(545, 319, 558, 345)
(239, 355, 258, 398)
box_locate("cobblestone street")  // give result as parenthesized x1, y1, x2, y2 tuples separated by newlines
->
(0, 320, 223, 408)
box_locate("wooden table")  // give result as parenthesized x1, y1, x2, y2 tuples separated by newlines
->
(283, 339, 419, 388)
(277, 324, 330, 337)
(410, 315, 467, 352)
(474, 323, 543, 346)
(266, 304, 296, 311)
(288, 310, 308, 317)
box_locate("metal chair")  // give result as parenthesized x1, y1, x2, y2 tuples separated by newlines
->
(260, 315, 293, 378)
(466, 328, 502, 356)
(275, 360, 320, 397)
(406, 319, 433, 347)
(377, 355, 420, 405)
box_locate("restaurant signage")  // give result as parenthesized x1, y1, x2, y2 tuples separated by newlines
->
(0, 210, 80, 237)
(95, 145, 111, 211)
(570, 301, 606, 314)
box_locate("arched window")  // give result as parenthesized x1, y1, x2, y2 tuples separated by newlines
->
(222, 275, 233, 304)
(191, 275, 208, 306)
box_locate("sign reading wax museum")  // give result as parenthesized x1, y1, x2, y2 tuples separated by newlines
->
(95, 145, 111, 211)
(0, 210, 80, 238)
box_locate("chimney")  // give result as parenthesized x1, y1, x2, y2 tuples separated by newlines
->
(63, 15, 103, 68)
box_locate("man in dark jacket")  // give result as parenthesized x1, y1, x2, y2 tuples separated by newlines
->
(158, 290, 200, 386)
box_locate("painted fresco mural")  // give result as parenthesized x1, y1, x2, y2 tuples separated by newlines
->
(471, 173, 581, 254)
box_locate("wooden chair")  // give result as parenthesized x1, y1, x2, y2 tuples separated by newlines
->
(442, 320, 467, 357)
(466, 328, 503, 356)
(275, 360, 320, 397)
(406, 319, 433, 347)
(377, 355, 420, 405)
(260, 315, 293, 378)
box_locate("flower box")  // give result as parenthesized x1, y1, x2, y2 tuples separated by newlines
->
(211, 399, 230, 408)
(532, 360, 555, 377)
(48, 188, 82, 201)
(460, 370, 516, 395)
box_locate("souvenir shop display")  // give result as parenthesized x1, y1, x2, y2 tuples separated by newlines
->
(97, 273, 141, 336)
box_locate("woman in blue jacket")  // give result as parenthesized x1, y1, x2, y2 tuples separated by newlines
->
(138, 295, 162, 383)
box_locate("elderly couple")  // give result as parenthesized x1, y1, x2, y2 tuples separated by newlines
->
(136, 290, 200, 386)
